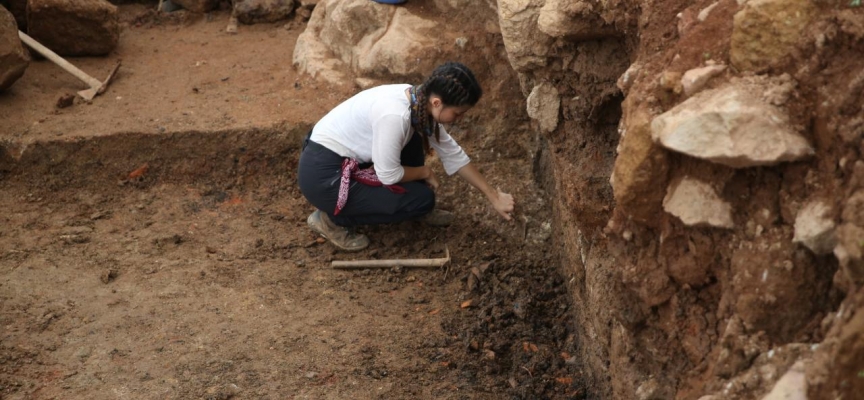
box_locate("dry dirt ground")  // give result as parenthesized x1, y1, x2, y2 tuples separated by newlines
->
(0, 4, 589, 400)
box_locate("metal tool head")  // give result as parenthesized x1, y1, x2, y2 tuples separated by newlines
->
(77, 61, 121, 101)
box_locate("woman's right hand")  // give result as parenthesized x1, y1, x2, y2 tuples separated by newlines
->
(489, 189, 515, 220)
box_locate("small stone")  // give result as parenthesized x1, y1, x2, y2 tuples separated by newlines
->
(663, 176, 734, 229)
(56, 93, 75, 108)
(100, 269, 118, 284)
(793, 201, 836, 255)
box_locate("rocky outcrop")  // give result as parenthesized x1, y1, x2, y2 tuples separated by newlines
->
(234, 0, 296, 25)
(0, 6, 29, 90)
(27, 0, 119, 56)
(663, 176, 734, 229)
(651, 82, 814, 168)
(730, 0, 816, 72)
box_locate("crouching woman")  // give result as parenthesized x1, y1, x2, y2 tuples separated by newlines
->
(298, 61, 515, 251)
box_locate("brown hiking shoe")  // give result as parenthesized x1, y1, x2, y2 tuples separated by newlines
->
(423, 209, 454, 227)
(307, 210, 370, 252)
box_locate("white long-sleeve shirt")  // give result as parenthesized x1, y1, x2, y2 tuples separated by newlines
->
(310, 84, 471, 185)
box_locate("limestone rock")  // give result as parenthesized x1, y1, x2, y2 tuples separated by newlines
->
(611, 99, 669, 223)
(681, 64, 726, 97)
(663, 176, 734, 229)
(731, 0, 816, 72)
(537, 0, 616, 39)
(760, 361, 807, 400)
(651, 83, 813, 168)
(0, 6, 29, 91)
(172, 0, 219, 13)
(292, 1, 347, 84)
(355, 9, 436, 77)
(617, 62, 641, 94)
(498, 0, 553, 72)
(793, 201, 836, 255)
(27, 0, 119, 56)
(293, 0, 441, 84)
(234, 0, 296, 24)
(526, 82, 559, 132)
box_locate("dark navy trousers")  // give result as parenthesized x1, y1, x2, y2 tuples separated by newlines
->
(297, 131, 435, 227)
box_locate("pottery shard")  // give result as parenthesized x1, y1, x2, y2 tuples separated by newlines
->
(651, 83, 813, 168)
(0, 6, 29, 91)
(27, 0, 119, 57)
(172, 0, 219, 13)
(526, 82, 559, 133)
(663, 176, 733, 229)
(730, 0, 816, 72)
(234, 0, 296, 25)
(793, 201, 836, 255)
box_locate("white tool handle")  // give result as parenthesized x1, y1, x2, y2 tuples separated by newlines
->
(18, 30, 103, 89)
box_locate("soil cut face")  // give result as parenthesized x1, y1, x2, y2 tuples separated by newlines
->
(0, 5, 589, 400)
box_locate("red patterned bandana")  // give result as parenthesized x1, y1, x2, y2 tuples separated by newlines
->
(334, 158, 406, 215)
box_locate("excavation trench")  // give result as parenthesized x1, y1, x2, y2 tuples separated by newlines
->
(0, 127, 593, 399)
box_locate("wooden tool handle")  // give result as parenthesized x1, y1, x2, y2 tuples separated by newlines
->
(331, 246, 451, 269)
(331, 257, 450, 269)
(18, 30, 103, 89)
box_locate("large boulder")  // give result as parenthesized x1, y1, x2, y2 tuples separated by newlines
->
(730, 0, 816, 72)
(651, 82, 814, 168)
(234, 0, 296, 25)
(497, 0, 553, 72)
(27, 0, 119, 57)
(0, 6, 28, 90)
(293, 0, 441, 84)
(172, 0, 219, 13)
(537, 0, 616, 39)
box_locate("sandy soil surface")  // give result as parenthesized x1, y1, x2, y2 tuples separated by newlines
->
(1, 4, 589, 400)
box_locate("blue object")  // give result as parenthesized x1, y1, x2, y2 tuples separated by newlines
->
(371, 0, 408, 4)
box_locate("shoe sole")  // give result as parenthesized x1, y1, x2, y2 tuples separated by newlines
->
(307, 211, 369, 252)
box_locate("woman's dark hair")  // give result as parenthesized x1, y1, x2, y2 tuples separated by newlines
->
(422, 61, 483, 107)
(412, 62, 483, 153)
